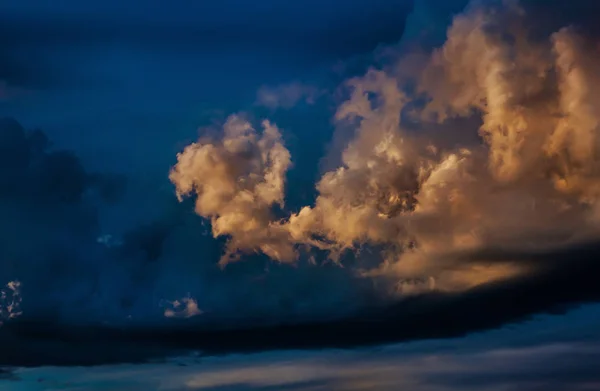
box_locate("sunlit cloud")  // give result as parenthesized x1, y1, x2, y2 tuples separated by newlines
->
(162, 294, 203, 319)
(170, 114, 295, 266)
(173, 0, 600, 295)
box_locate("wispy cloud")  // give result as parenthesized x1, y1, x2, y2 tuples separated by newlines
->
(255, 82, 322, 109)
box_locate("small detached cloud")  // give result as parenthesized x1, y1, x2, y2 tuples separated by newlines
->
(162, 295, 203, 319)
(0, 280, 22, 326)
(255, 82, 323, 110)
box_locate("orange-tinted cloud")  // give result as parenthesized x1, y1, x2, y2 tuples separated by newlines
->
(172, 0, 600, 294)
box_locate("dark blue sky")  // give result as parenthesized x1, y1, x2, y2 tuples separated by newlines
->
(0, 0, 426, 234)
(0, 0, 427, 326)
(1, 0, 600, 383)
(0, 0, 417, 171)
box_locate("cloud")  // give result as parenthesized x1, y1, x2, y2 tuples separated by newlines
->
(0, 280, 21, 325)
(170, 114, 295, 266)
(162, 295, 203, 319)
(0, 117, 139, 325)
(255, 82, 322, 109)
(172, 0, 600, 295)
(4, 238, 600, 366)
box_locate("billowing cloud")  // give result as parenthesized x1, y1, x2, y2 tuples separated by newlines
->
(170, 115, 295, 265)
(173, 0, 600, 294)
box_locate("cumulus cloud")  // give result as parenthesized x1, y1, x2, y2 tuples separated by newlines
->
(173, 0, 600, 294)
(170, 114, 296, 266)
(255, 82, 322, 109)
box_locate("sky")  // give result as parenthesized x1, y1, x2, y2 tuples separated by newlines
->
(1, 0, 600, 389)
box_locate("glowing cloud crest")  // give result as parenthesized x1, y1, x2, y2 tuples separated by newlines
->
(171, 0, 600, 294)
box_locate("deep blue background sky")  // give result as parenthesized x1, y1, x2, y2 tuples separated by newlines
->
(0, 0, 432, 233)
(1, 1, 600, 382)
(0, 0, 420, 171)
(0, 0, 437, 326)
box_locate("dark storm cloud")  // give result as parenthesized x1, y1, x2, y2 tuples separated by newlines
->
(0, 118, 137, 321)
(522, 0, 600, 36)
(0, 117, 126, 204)
(2, 237, 600, 366)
